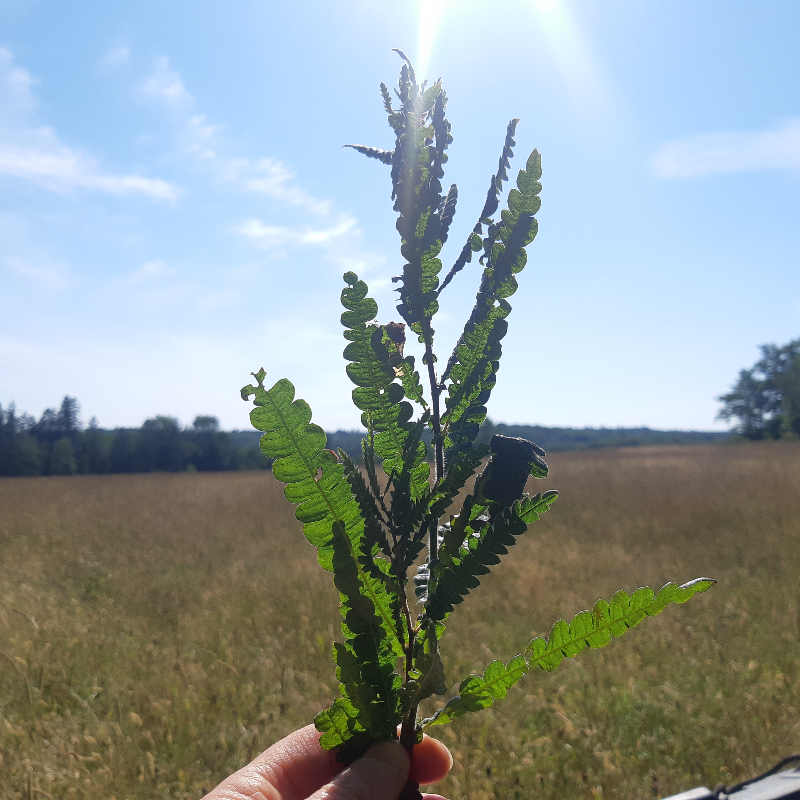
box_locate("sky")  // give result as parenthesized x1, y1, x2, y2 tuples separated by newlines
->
(1, 0, 799, 433)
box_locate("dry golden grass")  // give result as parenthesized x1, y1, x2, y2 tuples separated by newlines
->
(1, 442, 799, 799)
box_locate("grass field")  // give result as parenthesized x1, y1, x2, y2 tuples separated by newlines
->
(1, 442, 799, 800)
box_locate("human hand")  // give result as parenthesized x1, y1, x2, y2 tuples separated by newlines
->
(206, 723, 452, 800)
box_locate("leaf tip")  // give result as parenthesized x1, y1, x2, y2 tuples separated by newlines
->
(391, 47, 412, 66)
(680, 577, 716, 592)
(241, 368, 266, 400)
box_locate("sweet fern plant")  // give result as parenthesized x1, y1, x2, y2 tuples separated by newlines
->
(241, 50, 713, 786)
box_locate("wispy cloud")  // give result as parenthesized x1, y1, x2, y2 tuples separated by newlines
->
(229, 157, 332, 214)
(234, 216, 357, 248)
(136, 60, 335, 215)
(0, 49, 179, 199)
(0, 47, 38, 120)
(654, 119, 800, 179)
(0, 132, 179, 198)
(137, 56, 193, 106)
(233, 214, 386, 284)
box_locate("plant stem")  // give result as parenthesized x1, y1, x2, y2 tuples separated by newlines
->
(420, 316, 444, 565)
(399, 583, 417, 753)
(399, 704, 419, 754)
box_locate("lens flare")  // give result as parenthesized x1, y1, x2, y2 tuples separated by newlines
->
(527, 0, 610, 120)
(416, 0, 448, 80)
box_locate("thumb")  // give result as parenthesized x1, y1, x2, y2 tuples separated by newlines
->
(308, 740, 410, 800)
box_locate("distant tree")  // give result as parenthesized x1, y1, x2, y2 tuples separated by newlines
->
(77, 417, 110, 474)
(51, 436, 78, 475)
(109, 428, 137, 473)
(56, 396, 81, 440)
(190, 415, 231, 471)
(718, 337, 800, 439)
(15, 434, 44, 476)
(1, 399, 297, 475)
(192, 415, 219, 433)
(32, 396, 81, 445)
(138, 415, 189, 471)
(0, 404, 43, 476)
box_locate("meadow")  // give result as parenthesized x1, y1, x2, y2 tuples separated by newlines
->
(1, 442, 799, 800)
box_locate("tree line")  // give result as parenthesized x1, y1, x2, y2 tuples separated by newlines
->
(0, 397, 268, 477)
(718, 336, 800, 440)
(11, 361, 789, 479)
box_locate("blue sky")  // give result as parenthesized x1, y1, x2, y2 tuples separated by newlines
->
(1, 0, 799, 432)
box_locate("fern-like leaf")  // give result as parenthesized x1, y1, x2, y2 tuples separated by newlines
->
(341, 272, 429, 497)
(241, 372, 363, 560)
(241, 372, 403, 747)
(389, 413, 431, 541)
(419, 491, 558, 620)
(422, 578, 715, 728)
(438, 119, 519, 295)
(339, 449, 391, 557)
(380, 326, 427, 408)
(344, 143, 394, 165)
(389, 68, 451, 336)
(315, 697, 369, 756)
(329, 530, 403, 742)
(426, 442, 489, 522)
(440, 149, 543, 462)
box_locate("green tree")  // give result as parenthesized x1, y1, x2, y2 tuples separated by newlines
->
(189, 415, 236, 471)
(0, 404, 42, 476)
(718, 337, 800, 439)
(109, 428, 137, 473)
(138, 415, 189, 471)
(51, 436, 78, 475)
(77, 417, 111, 474)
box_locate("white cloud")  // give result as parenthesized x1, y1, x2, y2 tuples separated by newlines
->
(229, 157, 332, 214)
(0, 49, 179, 199)
(654, 119, 800, 179)
(234, 216, 357, 248)
(0, 47, 38, 119)
(135, 60, 335, 216)
(0, 133, 179, 198)
(137, 56, 193, 105)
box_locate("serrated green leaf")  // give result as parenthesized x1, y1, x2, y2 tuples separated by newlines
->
(341, 274, 429, 497)
(315, 697, 366, 750)
(526, 579, 716, 675)
(388, 66, 453, 333)
(424, 494, 557, 620)
(422, 578, 714, 729)
(242, 374, 403, 745)
(440, 148, 542, 459)
(339, 449, 391, 557)
(438, 119, 519, 296)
